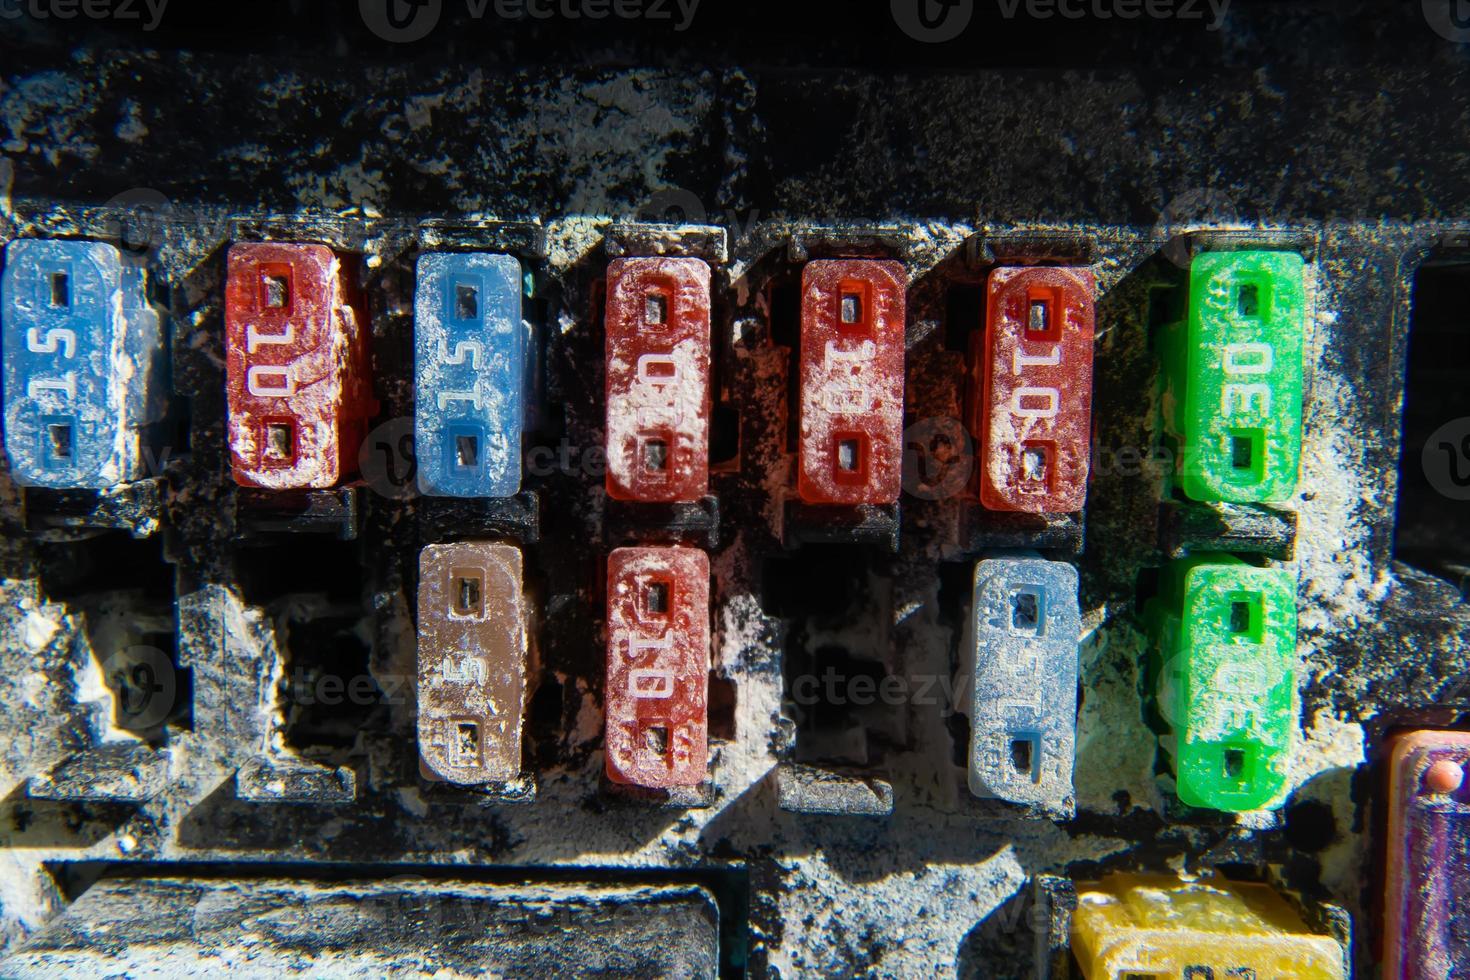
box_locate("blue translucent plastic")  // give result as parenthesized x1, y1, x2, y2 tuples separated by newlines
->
(2, 239, 165, 488)
(414, 252, 525, 497)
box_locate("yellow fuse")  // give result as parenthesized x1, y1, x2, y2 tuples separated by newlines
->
(1070, 874, 1344, 980)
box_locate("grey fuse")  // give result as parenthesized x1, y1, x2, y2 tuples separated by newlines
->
(967, 555, 1080, 817)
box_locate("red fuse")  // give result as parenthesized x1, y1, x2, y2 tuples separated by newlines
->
(605, 545, 709, 788)
(797, 259, 906, 505)
(976, 265, 1095, 512)
(224, 242, 374, 489)
(605, 257, 711, 503)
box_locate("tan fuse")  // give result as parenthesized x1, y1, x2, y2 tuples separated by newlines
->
(417, 542, 528, 784)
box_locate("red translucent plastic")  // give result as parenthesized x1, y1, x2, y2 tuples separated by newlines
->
(604, 545, 709, 788)
(976, 265, 1095, 512)
(604, 257, 711, 502)
(797, 259, 906, 505)
(224, 242, 374, 489)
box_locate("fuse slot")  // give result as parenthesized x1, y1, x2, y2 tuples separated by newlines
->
(264, 421, 294, 461)
(455, 282, 479, 322)
(449, 569, 484, 619)
(644, 291, 669, 325)
(1008, 733, 1040, 782)
(1009, 585, 1043, 634)
(46, 422, 73, 460)
(49, 271, 70, 307)
(259, 265, 292, 310)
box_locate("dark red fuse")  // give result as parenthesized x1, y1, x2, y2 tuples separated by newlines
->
(605, 546, 710, 789)
(224, 242, 374, 489)
(604, 257, 711, 503)
(977, 265, 1095, 513)
(797, 259, 906, 505)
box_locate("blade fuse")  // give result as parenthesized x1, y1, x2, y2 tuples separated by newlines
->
(797, 259, 906, 505)
(976, 265, 1095, 513)
(604, 545, 710, 788)
(416, 541, 529, 784)
(1071, 873, 1345, 979)
(1144, 553, 1297, 812)
(1160, 250, 1306, 503)
(604, 256, 711, 503)
(967, 554, 1080, 810)
(1, 239, 166, 488)
(224, 242, 375, 489)
(414, 252, 526, 497)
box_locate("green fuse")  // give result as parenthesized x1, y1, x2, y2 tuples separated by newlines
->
(1144, 553, 1297, 812)
(1160, 250, 1306, 503)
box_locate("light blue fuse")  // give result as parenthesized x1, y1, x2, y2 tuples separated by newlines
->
(1, 239, 166, 488)
(414, 252, 525, 497)
(968, 555, 1081, 813)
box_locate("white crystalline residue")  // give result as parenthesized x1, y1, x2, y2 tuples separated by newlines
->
(20, 610, 60, 653)
(605, 335, 709, 489)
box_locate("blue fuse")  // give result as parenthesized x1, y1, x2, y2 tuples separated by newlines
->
(968, 554, 1081, 813)
(1, 239, 166, 488)
(414, 252, 526, 497)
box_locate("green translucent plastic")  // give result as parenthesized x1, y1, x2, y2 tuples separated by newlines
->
(1160, 250, 1306, 503)
(1145, 553, 1297, 812)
